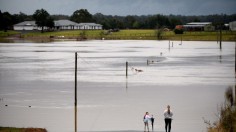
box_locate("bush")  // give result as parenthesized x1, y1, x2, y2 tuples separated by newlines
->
(174, 29, 184, 34)
(204, 86, 236, 132)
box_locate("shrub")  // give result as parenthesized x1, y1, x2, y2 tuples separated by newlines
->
(174, 29, 184, 34)
(204, 86, 236, 132)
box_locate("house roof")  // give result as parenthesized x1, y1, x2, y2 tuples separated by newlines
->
(183, 25, 206, 28)
(54, 20, 78, 26)
(183, 22, 212, 28)
(14, 20, 103, 27)
(186, 22, 212, 25)
(14, 21, 36, 26)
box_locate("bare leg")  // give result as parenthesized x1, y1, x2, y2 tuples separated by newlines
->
(144, 122, 147, 132)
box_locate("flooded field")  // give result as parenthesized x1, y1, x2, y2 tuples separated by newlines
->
(0, 40, 235, 132)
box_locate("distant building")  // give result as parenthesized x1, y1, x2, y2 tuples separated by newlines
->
(14, 20, 103, 31)
(54, 20, 79, 30)
(13, 21, 38, 30)
(183, 22, 214, 31)
(229, 21, 236, 31)
(175, 25, 183, 30)
(77, 23, 103, 30)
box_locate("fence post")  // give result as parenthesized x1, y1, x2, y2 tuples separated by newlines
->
(126, 61, 128, 78)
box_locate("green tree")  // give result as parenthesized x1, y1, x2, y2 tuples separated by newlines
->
(0, 10, 3, 30)
(33, 9, 53, 33)
(46, 16, 55, 29)
(0, 11, 13, 32)
(12, 12, 28, 24)
(124, 16, 135, 29)
(71, 9, 94, 23)
(133, 21, 140, 29)
(155, 27, 164, 40)
(169, 18, 182, 29)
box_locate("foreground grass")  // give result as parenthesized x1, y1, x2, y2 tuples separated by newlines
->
(0, 127, 47, 132)
(1, 29, 236, 41)
(205, 87, 236, 132)
(0, 31, 20, 37)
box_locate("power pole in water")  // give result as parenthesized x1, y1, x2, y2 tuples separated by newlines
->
(75, 52, 78, 132)
(220, 27, 222, 49)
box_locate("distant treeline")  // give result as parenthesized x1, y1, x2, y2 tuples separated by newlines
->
(1, 9, 236, 31)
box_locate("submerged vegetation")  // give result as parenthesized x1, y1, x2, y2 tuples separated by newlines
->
(204, 86, 236, 132)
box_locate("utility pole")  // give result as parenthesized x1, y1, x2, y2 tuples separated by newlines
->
(220, 26, 222, 50)
(75, 52, 78, 132)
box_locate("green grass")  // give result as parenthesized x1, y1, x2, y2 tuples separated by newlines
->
(1, 29, 236, 41)
(0, 31, 20, 37)
(0, 127, 47, 132)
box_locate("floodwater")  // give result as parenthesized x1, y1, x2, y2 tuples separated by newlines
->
(0, 40, 235, 132)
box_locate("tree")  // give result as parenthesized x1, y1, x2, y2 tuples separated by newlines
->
(46, 16, 55, 30)
(124, 16, 136, 29)
(132, 21, 141, 29)
(0, 11, 13, 32)
(0, 10, 3, 30)
(12, 12, 28, 24)
(33, 9, 53, 33)
(71, 9, 94, 23)
(169, 18, 182, 29)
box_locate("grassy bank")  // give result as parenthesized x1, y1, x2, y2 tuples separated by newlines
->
(0, 127, 47, 132)
(205, 87, 236, 132)
(1, 30, 236, 41)
(0, 31, 20, 37)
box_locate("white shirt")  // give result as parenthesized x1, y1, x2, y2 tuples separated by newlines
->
(143, 114, 151, 122)
(164, 110, 173, 119)
(144, 114, 151, 119)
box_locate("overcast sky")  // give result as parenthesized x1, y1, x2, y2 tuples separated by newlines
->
(0, 0, 236, 16)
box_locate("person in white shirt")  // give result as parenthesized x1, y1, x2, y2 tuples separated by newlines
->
(164, 105, 173, 132)
(143, 112, 151, 132)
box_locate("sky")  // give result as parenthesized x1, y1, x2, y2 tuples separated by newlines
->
(0, 0, 236, 16)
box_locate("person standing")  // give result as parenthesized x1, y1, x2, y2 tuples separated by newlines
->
(150, 115, 155, 131)
(164, 105, 173, 132)
(143, 112, 151, 132)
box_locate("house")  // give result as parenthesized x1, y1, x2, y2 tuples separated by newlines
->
(183, 22, 214, 31)
(77, 23, 103, 30)
(13, 21, 49, 31)
(14, 20, 103, 31)
(13, 21, 38, 30)
(229, 21, 236, 31)
(54, 20, 78, 30)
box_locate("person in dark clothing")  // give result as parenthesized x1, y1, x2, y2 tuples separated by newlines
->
(150, 115, 154, 131)
(164, 105, 173, 132)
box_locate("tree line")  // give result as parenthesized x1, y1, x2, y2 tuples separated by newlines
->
(1, 8, 236, 32)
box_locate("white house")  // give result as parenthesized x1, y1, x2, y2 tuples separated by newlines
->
(14, 20, 103, 31)
(229, 21, 236, 31)
(13, 21, 49, 31)
(13, 21, 38, 30)
(77, 23, 103, 30)
(183, 22, 214, 31)
(54, 20, 78, 30)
